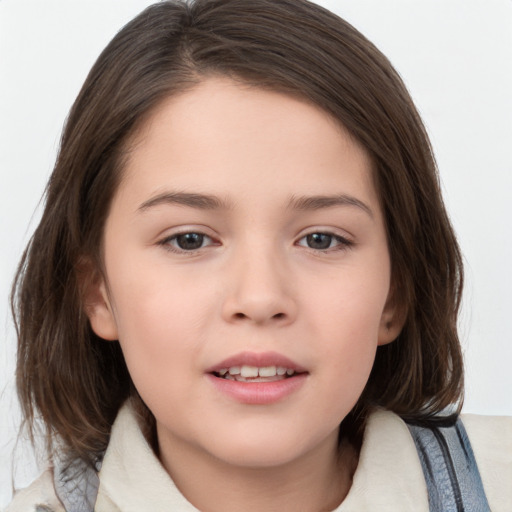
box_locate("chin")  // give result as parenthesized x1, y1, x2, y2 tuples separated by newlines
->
(202, 424, 337, 470)
(212, 443, 305, 469)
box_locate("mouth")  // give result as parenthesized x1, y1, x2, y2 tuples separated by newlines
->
(212, 364, 303, 382)
(207, 351, 308, 382)
(206, 352, 308, 404)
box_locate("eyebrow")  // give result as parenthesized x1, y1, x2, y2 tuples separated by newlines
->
(137, 190, 373, 218)
(138, 191, 231, 212)
(288, 194, 374, 218)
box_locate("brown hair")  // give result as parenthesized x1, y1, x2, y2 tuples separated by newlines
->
(12, 0, 463, 467)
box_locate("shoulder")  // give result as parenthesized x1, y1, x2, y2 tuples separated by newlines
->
(403, 412, 512, 512)
(461, 413, 512, 511)
(461, 412, 512, 453)
(4, 469, 65, 512)
(340, 409, 431, 511)
(352, 409, 511, 511)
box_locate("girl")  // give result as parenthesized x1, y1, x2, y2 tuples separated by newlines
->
(6, 0, 511, 510)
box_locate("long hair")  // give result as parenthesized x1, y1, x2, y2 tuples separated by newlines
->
(12, 0, 463, 466)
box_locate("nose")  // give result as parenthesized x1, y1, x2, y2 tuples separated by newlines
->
(221, 246, 297, 326)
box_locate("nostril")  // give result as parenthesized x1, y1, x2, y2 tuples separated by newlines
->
(232, 311, 285, 321)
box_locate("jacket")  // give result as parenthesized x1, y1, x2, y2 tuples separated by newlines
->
(5, 403, 512, 511)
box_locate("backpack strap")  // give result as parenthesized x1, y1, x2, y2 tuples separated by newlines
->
(53, 457, 100, 512)
(406, 417, 490, 512)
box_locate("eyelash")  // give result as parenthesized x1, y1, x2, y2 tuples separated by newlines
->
(158, 231, 217, 254)
(158, 230, 354, 254)
(296, 232, 354, 252)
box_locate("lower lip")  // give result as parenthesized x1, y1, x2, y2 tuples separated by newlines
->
(206, 373, 308, 405)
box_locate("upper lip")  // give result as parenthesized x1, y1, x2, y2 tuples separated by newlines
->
(206, 351, 307, 373)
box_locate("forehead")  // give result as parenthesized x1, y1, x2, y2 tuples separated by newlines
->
(117, 77, 378, 214)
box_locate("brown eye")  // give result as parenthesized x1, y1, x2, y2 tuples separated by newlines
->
(305, 233, 333, 250)
(175, 233, 205, 250)
(164, 232, 214, 252)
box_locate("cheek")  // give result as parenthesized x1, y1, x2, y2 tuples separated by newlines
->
(109, 255, 215, 337)
(306, 264, 389, 343)
(105, 262, 215, 394)
(303, 266, 389, 392)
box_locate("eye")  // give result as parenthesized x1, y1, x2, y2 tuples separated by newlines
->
(297, 232, 352, 251)
(161, 231, 215, 252)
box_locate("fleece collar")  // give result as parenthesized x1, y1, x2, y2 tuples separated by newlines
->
(95, 404, 430, 511)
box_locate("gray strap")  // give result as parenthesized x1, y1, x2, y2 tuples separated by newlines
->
(53, 457, 100, 512)
(407, 418, 490, 512)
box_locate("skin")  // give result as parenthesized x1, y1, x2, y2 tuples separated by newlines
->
(87, 77, 403, 511)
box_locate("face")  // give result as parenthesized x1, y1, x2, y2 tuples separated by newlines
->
(88, 77, 401, 472)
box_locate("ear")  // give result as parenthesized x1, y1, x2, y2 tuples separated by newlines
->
(78, 259, 118, 341)
(378, 286, 407, 346)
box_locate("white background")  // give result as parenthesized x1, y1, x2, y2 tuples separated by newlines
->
(1, 0, 511, 507)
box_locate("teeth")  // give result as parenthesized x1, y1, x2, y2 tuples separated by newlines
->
(218, 365, 297, 378)
(258, 366, 277, 377)
(235, 376, 281, 382)
(240, 365, 259, 378)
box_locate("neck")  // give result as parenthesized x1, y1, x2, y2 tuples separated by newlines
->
(158, 429, 358, 512)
